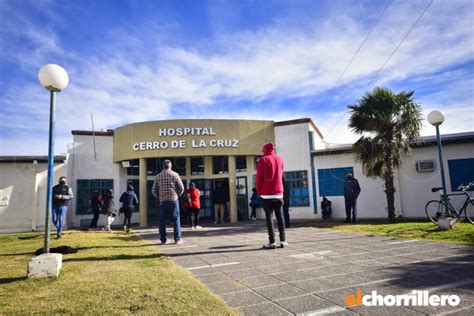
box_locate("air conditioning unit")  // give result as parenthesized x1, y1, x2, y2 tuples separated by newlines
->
(416, 160, 435, 172)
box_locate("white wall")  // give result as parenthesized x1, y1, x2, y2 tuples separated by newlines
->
(313, 142, 474, 219)
(68, 135, 121, 227)
(275, 123, 320, 219)
(398, 143, 474, 217)
(313, 153, 388, 219)
(0, 161, 67, 233)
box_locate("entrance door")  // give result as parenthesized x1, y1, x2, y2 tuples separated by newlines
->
(191, 179, 213, 219)
(213, 179, 229, 221)
(236, 176, 249, 220)
(147, 180, 159, 223)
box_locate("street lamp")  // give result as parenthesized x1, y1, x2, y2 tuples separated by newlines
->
(38, 64, 69, 253)
(427, 110, 449, 218)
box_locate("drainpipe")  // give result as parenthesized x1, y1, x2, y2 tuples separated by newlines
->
(31, 160, 39, 231)
(310, 155, 318, 214)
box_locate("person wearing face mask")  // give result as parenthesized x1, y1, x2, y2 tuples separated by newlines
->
(52, 176, 74, 239)
(344, 172, 361, 223)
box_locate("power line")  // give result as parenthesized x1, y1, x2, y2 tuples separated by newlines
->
(323, 0, 434, 140)
(365, 0, 433, 88)
(328, 0, 393, 94)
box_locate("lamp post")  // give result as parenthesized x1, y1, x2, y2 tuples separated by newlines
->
(427, 110, 449, 218)
(38, 64, 69, 253)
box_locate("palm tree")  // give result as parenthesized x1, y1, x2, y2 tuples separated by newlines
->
(348, 87, 423, 221)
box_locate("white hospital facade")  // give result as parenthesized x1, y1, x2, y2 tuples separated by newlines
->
(1, 118, 473, 232)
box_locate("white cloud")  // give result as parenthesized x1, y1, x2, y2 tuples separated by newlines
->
(1, 0, 473, 155)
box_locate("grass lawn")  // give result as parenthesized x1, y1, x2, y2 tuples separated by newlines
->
(0, 230, 237, 315)
(314, 221, 474, 246)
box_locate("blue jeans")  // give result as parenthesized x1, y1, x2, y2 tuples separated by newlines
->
(52, 205, 68, 236)
(159, 200, 182, 242)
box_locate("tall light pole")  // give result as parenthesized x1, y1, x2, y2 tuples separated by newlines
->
(427, 110, 449, 217)
(38, 64, 69, 253)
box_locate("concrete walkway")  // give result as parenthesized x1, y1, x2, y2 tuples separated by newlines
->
(137, 221, 474, 315)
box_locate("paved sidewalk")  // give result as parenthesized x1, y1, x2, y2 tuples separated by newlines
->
(137, 221, 474, 315)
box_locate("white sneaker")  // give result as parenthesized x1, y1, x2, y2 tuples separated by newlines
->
(195, 226, 202, 230)
(279, 241, 289, 248)
(175, 239, 184, 245)
(263, 242, 276, 249)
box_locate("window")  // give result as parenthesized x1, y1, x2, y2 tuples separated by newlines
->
(284, 170, 310, 207)
(76, 179, 114, 215)
(213, 156, 228, 174)
(318, 167, 353, 196)
(448, 158, 474, 191)
(191, 157, 205, 175)
(236, 156, 247, 172)
(147, 157, 186, 176)
(126, 159, 139, 176)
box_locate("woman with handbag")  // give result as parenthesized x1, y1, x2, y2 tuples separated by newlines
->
(249, 188, 260, 220)
(102, 189, 116, 232)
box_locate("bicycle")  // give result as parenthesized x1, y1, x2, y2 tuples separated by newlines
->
(425, 181, 474, 224)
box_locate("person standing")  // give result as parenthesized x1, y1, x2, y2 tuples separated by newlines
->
(88, 189, 103, 231)
(282, 177, 291, 228)
(344, 172, 361, 223)
(185, 182, 201, 230)
(256, 143, 287, 249)
(52, 176, 74, 239)
(119, 184, 139, 233)
(249, 188, 260, 220)
(214, 182, 228, 224)
(103, 189, 117, 231)
(152, 160, 185, 244)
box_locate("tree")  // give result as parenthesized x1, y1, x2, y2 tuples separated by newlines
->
(348, 87, 423, 221)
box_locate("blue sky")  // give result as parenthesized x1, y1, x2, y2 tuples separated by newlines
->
(0, 0, 473, 155)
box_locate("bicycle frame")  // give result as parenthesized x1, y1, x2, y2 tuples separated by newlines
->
(441, 191, 472, 218)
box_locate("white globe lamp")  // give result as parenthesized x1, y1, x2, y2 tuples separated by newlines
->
(38, 64, 69, 92)
(427, 110, 445, 126)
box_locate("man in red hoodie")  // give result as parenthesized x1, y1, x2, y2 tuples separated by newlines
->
(256, 143, 288, 249)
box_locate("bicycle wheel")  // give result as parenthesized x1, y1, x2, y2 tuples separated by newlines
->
(465, 200, 474, 224)
(425, 200, 444, 224)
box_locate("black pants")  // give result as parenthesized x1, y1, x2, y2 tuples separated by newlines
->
(283, 203, 290, 228)
(89, 208, 100, 228)
(123, 206, 133, 228)
(250, 206, 257, 218)
(262, 198, 285, 244)
(189, 208, 200, 227)
(345, 198, 357, 221)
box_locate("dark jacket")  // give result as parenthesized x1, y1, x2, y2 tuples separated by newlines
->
(90, 194, 103, 212)
(250, 192, 262, 207)
(103, 192, 116, 216)
(344, 178, 361, 199)
(119, 190, 138, 207)
(321, 199, 332, 210)
(52, 184, 74, 206)
(214, 186, 229, 204)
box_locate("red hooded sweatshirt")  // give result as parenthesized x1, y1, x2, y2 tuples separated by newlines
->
(256, 143, 284, 198)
